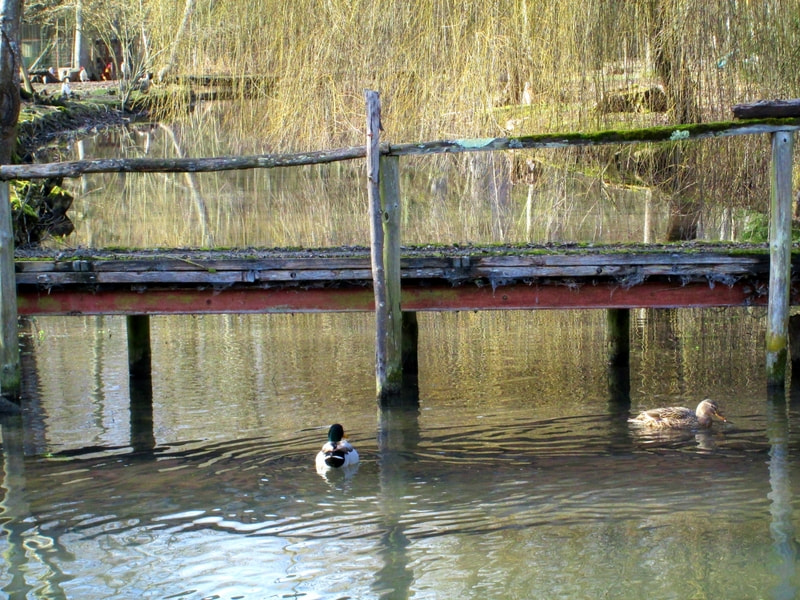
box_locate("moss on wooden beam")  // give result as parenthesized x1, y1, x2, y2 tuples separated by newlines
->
(387, 118, 800, 156)
(6, 114, 800, 181)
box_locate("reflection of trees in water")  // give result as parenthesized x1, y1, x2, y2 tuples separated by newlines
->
(159, 124, 214, 247)
(633, 307, 766, 399)
(5, 308, 797, 597)
(0, 414, 73, 599)
(61, 121, 770, 250)
(25, 307, 769, 456)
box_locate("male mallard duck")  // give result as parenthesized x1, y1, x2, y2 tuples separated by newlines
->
(629, 399, 727, 430)
(315, 424, 359, 473)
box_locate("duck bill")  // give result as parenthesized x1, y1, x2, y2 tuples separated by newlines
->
(714, 410, 727, 423)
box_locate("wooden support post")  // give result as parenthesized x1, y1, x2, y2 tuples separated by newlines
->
(0, 0, 22, 402)
(129, 371, 155, 453)
(402, 311, 419, 379)
(126, 315, 152, 378)
(367, 90, 403, 399)
(382, 154, 402, 378)
(766, 130, 794, 387)
(607, 308, 630, 368)
(127, 314, 155, 452)
(0, 182, 20, 400)
(606, 308, 630, 404)
(790, 315, 800, 385)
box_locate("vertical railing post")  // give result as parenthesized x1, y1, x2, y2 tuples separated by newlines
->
(0, 181, 20, 400)
(381, 153, 403, 381)
(766, 130, 794, 387)
(366, 90, 403, 399)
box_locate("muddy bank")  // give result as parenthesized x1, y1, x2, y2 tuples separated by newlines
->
(12, 83, 155, 246)
(16, 80, 164, 160)
(18, 103, 134, 161)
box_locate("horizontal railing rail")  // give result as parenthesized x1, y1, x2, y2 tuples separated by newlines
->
(1, 118, 799, 181)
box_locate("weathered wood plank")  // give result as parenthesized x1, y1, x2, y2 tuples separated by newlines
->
(476, 253, 769, 267)
(14, 257, 377, 272)
(386, 120, 800, 157)
(11, 249, 782, 288)
(12, 248, 775, 272)
(733, 99, 800, 120)
(766, 130, 795, 385)
(14, 269, 377, 285)
(0, 146, 368, 180)
(3, 118, 800, 181)
(18, 253, 764, 273)
(469, 265, 761, 279)
(11, 262, 770, 286)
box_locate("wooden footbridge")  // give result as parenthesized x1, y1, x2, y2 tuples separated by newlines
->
(11, 243, 791, 315)
(2, 93, 800, 399)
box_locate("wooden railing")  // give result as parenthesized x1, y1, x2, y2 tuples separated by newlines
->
(0, 91, 798, 399)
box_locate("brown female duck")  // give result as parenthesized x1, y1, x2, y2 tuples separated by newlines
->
(629, 399, 727, 430)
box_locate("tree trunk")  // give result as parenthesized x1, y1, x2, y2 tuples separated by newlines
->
(646, 0, 701, 124)
(645, 0, 702, 241)
(0, 0, 22, 161)
(72, 0, 91, 76)
(157, 0, 195, 82)
(0, 0, 22, 400)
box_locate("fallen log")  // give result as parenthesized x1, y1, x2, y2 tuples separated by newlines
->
(732, 99, 800, 119)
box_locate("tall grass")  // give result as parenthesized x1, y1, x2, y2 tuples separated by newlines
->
(131, 0, 800, 227)
(47, 1, 800, 248)
(145, 0, 800, 150)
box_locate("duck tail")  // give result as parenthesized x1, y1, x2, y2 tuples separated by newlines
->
(323, 442, 348, 468)
(324, 450, 346, 468)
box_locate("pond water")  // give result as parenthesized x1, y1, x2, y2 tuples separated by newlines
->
(6, 117, 795, 598)
(2, 308, 799, 599)
(50, 120, 757, 250)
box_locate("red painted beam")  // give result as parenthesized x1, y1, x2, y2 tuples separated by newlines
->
(403, 280, 769, 310)
(17, 287, 376, 315)
(16, 280, 771, 316)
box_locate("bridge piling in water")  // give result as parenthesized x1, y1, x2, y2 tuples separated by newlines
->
(607, 308, 631, 403)
(607, 308, 630, 369)
(766, 129, 795, 387)
(126, 315, 152, 378)
(367, 90, 411, 401)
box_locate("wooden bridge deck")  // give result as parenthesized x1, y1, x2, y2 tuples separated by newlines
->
(14, 243, 797, 315)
